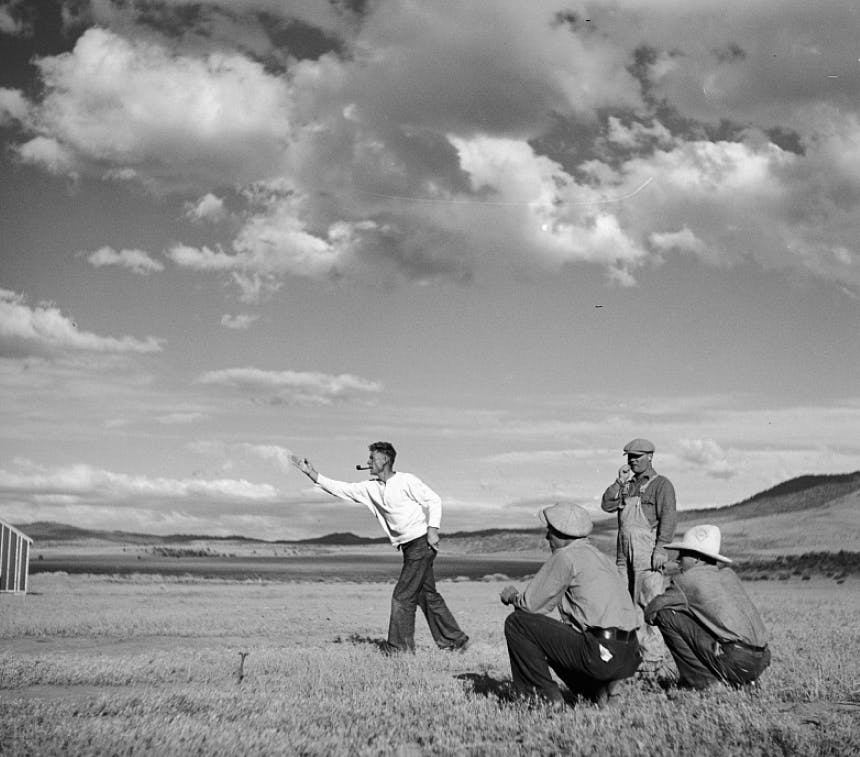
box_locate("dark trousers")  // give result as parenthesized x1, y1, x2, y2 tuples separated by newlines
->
(388, 536, 468, 652)
(651, 608, 771, 689)
(504, 610, 640, 704)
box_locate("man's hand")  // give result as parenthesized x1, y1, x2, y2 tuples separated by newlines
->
(289, 455, 319, 483)
(616, 465, 633, 486)
(426, 526, 440, 551)
(499, 585, 520, 606)
(651, 546, 669, 571)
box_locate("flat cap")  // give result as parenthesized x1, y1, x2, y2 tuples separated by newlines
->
(623, 438, 655, 454)
(539, 502, 593, 538)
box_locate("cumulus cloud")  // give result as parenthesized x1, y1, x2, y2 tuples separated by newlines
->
(19, 27, 294, 186)
(85, 246, 165, 275)
(17, 136, 78, 175)
(220, 313, 259, 330)
(0, 0, 31, 36)
(0, 289, 163, 357)
(167, 188, 359, 299)
(186, 193, 227, 223)
(677, 438, 737, 480)
(0, 87, 30, 125)
(196, 366, 382, 405)
(6, 0, 860, 294)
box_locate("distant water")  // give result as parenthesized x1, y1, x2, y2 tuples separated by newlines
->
(30, 553, 543, 582)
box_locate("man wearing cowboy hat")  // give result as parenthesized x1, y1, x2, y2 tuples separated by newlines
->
(644, 524, 771, 689)
(499, 503, 640, 709)
(601, 437, 677, 668)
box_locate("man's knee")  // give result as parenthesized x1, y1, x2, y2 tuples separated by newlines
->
(504, 609, 528, 641)
(391, 595, 417, 614)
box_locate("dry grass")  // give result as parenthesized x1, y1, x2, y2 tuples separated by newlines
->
(0, 573, 858, 756)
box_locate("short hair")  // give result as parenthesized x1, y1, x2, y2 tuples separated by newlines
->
(369, 441, 396, 464)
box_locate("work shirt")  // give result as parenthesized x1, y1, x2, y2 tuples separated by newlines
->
(601, 466, 677, 547)
(512, 540, 638, 632)
(316, 472, 441, 548)
(644, 564, 769, 647)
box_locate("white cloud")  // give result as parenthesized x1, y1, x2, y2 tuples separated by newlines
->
(21, 27, 294, 186)
(220, 313, 259, 330)
(196, 366, 383, 405)
(17, 136, 77, 175)
(0, 460, 283, 534)
(186, 193, 227, 223)
(0, 289, 163, 357)
(677, 438, 736, 480)
(7, 0, 860, 295)
(0, 1, 31, 36)
(239, 443, 295, 474)
(0, 87, 30, 125)
(649, 227, 709, 258)
(86, 246, 165, 275)
(604, 117, 675, 150)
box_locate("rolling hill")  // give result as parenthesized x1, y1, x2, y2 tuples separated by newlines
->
(10, 470, 860, 559)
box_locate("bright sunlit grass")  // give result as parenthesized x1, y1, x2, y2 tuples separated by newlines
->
(0, 574, 857, 756)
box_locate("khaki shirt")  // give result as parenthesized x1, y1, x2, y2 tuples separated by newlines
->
(513, 540, 638, 631)
(645, 564, 769, 647)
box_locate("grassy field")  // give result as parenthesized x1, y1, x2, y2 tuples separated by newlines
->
(1, 573, 858, 756)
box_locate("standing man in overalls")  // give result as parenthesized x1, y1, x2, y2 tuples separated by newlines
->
(601, 438, 677, 671)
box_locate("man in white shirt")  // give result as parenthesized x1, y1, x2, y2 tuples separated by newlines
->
(291, 441, 469, 654)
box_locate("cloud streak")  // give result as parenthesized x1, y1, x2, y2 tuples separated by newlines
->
(196, 367, 382, 405)
(85, 246, 165, 275)
(0, 289, 163, 357)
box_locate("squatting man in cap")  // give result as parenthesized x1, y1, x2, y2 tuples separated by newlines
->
(499, 503, 640, 709)
(644, 525, 771, 689)
(602, 438, 677, 669)
(291, 442, 469, 655)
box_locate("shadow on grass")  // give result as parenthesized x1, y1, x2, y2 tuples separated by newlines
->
(457, 673, 601, 710)
(456, 672, 516, 703)
(333, 633, 397, 655)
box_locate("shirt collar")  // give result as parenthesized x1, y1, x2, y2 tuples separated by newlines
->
(635, 465, 657, 481)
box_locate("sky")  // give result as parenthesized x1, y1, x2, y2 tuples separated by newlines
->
(1, 0, 859, 541)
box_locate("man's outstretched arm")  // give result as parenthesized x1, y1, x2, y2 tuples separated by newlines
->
(290, 454, 374, 506)
(290, 455, 319, 483)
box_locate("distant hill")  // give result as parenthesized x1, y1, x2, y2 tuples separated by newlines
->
(681, 470, 860, 521)
(292, 531, 386, 546)
(13, 470, 860, 557)
(14, 521, 264, 546)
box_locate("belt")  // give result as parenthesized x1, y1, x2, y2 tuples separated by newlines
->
(587, 627, 637, 643)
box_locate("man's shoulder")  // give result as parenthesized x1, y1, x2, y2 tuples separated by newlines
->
(649, 470, 674, 485)
(391, 470, 419, 483)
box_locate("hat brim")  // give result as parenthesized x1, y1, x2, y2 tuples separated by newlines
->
(666, 542, 732, 564)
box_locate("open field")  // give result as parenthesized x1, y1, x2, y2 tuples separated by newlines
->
(1, 573, 858, 756)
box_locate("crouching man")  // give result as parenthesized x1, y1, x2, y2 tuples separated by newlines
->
(500, 503, 640, 709)
(644, 525, 771, 690)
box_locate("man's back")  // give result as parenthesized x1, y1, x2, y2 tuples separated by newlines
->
(675, 565, 769, 647)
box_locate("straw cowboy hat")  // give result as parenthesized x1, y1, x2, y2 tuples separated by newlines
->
(665, 524, 732, 563)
